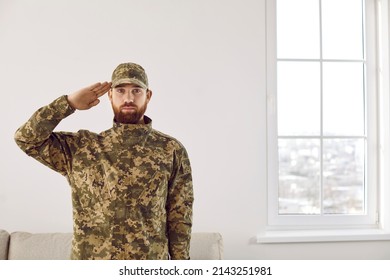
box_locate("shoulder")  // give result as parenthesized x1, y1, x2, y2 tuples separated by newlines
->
(55, 129, 100, 145)
(151, 129, 187, 151)
(55, 129, 99, 138)
(151, 129, 191, 159)
(151, 130, 192, 173)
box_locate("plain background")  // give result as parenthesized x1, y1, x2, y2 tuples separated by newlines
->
(1, 0, 390, 259)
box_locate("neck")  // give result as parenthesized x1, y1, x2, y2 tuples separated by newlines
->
(113, 115, 152, 126)
(137, 116, 145, 124)
(114, 115, 146, 125)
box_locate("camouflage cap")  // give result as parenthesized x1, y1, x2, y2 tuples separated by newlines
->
(111, 62, 149, 89)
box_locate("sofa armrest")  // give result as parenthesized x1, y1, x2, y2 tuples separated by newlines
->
(190, 232, 223, 260)
(0, 230, 10, 260)
(8, 232, 72, 260)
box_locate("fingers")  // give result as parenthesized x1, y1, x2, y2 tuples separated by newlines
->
(97, 82, 111, 98)
(89, 82, 111, 92)
(89, 82, 103, 91)
(89, 99, 100, 108)
(89, 82, 112, 98)
(69, 82, 111, 110)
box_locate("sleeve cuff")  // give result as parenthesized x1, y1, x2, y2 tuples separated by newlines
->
(48, 95, 76, 119)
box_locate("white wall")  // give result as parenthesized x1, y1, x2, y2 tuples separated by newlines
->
(1, 0, 390, 259)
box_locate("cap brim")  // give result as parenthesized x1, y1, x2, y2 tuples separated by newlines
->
(111, 78, 148, 89)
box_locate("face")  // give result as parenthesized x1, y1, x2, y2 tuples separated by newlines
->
(108, 84, 152, 124)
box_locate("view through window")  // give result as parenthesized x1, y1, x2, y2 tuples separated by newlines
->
(276, 0, 366, 216)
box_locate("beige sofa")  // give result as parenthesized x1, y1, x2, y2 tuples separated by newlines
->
(0, 230, 223, 260)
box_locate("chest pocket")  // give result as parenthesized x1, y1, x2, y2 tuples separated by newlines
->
(137, 171, 168, 215)
(77, 163, 111, 209)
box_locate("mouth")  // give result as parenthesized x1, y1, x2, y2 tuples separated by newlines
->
(121, 105, 137, 111)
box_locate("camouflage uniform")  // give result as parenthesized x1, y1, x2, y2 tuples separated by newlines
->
(14, 95, 193, 260)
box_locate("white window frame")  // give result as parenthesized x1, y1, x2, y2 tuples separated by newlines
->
(260, 0, 390, 243)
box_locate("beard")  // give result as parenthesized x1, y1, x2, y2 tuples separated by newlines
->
(112, 101, 148, 124)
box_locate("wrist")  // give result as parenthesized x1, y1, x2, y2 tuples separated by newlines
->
(66, 94, 77, 110)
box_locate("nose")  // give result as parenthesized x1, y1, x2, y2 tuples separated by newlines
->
(123, 92, 134, 103)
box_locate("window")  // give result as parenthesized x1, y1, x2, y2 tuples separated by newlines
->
(266, 0, 390, 232)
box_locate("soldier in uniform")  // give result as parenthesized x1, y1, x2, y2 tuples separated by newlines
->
(14, 62, 194, 260)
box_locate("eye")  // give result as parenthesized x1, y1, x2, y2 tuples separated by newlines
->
(132, 88, 142, 95)
(115, 88, 125, 94)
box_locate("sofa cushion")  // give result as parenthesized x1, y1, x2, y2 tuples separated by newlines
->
(8, 232, 72, 260)
(0, 229, 10, 260)
(7, 231, 223, 260)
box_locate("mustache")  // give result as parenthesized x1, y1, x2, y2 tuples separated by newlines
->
(121, 103, 137, 109)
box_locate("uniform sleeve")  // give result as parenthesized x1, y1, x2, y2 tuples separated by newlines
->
(167, 145, 194, 260)
(14, 95, 76, 176)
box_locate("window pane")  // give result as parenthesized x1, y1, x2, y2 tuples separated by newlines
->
(279, 139, 320, 214)
(278, 61, 320, 136)
(322, 0, 364, 60)
(277, 0, 320, 59)
(323, 139, 365, 214)
(323, 62, 365, 136)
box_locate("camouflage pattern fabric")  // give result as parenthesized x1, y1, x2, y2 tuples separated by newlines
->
(14, 95, 194, 260)
(111, 62, 149, 89)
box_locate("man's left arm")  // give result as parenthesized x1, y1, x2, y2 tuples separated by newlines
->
(167, 146, 194, 260)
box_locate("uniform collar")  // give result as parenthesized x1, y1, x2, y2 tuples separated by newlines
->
(111, 115, 153, 138)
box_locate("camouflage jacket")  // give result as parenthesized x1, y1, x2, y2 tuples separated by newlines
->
(14, 95, 193, 260)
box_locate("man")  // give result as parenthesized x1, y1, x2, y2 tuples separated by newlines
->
(14, 62, 194, 260)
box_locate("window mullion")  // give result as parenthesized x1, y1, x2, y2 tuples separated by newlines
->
(319, 0, 324, 217)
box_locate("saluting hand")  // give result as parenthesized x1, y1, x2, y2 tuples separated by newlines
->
(67, 82, 112, 110)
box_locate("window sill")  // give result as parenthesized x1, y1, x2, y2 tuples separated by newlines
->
(257, 228, 390, 244)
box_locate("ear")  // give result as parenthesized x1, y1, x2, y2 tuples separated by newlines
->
(108, 89, 113, 102)
(146, 89, 153, 103)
